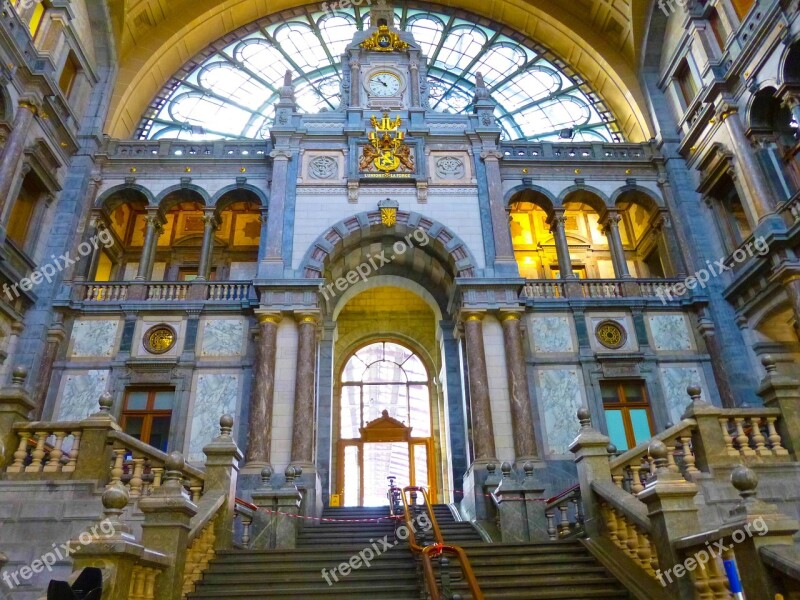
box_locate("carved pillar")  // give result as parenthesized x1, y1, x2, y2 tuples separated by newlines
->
(548, 211, 575, 278)
(261, 150, 292, 277)
(290, 313, 319, 467)
(499, 311, 538, 461)
(461, 311, 497, 462)
(601, 212, 631, 278)
(349, 57, 360, 107)
(0, 100, 38, 218)
(195, 211, 219, 281)
(134, 212, 163, 281)
(696, 309, 736, 408)
(245, 312, 281, 468)
(32, 320, 65, 419)
(480, 151, 517, 273)
(718, 104, 775, 221)
(409, 60, 420, 107)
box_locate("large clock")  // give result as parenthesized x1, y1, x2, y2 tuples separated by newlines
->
(368, 72, 401, 97)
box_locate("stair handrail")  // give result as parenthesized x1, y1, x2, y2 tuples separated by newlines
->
(400, 485, 484, 600)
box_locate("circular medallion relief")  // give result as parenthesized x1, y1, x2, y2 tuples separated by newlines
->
(595, 320, 626, 350)
(144, 324, 177, 354)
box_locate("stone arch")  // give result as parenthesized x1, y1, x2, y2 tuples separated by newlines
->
(210, 183, 268, 209)
(610, 184, 663, 209)
(155, 184, 211, 211)
(95, 184, 155, 209)
(505, 185, 558, 219)
(298, 210, 480, 282)
(780, 38, 800, 85)
(558, 185, 611, 214)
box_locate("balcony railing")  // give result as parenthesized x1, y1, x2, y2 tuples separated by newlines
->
(521, 278, 687, 301)
(101, 139, 272, 159)
(500, 141, 654, 161)
(80, 281, 253, 304)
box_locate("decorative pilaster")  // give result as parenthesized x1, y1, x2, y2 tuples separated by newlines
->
(783, 275, 800, 337)
(290, 313, 319, 467)
(261, 149, 293, 277)
(195, 211, 220, 281)
(32, 320, 65, 419)
(135, 211, 164, 281)
(480, 150, 518, 274)
(718, 103, 775, 221)
(499, 310, 538, 461)
(548, 211, 575, 278)
(461, 311, 497, 462)
(0, 100, 38, 217)
(245, 312, 282, 468)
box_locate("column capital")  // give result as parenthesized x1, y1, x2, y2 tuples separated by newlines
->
(17, 99, 40, 115)
(256, 311, 283, 325)
(498, 309, 524, 322)
(200, 212, 221, 229)
(480, 150, 503, 162)
(460, 310, 486, 324)
(270, 149, 294, 161)
(599, 211, 622, 232)
(295, 312, 320, 325)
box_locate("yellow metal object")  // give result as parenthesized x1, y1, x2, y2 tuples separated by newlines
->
(360, 25, 409, 52)
(366, 113, 412, 173)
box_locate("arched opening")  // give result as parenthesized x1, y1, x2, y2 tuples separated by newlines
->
(614, 190, 673, 278)
(749, 87, 798, 197)
(337, 339, 435, 506)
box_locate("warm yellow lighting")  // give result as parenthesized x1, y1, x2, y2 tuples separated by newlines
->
(28, 2, 45, 39)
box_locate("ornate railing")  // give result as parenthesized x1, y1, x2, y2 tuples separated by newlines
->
(544, 484, 584, 540)
(500, 142, 654, 161)
(78, 281, 254, 304)
(521, 278, 687, 300)
(102, 139, 271, 159)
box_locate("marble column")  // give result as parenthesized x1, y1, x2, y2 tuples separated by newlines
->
(480, 151, 518, 273)
(33, 321, 65, 419)
(409, 60, 420, 107)
(462, 312, 497, 462)
(135, 213, 163, 281)
(601, 213, 631, 278)
(549, 211, 575, 278)
(245, 312, 281, 467)
(261, 150, 292, 277)
(196, 211, 219, 281)
(0, 100, 38, 218)
(290, 313, 319, 467)
(719, 104, 775, 221)
(72, 215, 101, 282)
(499, 311, 538, 461)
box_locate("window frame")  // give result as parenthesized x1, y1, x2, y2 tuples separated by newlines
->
(600, 380, 655, 451)
(120, 388, 175, 452)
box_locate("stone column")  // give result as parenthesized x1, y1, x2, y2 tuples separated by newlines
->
(480, 151, 518, 274)
(71, 181, 104, 282)
(462, 311, 497, 462)
(135, 212, 163, 281)
(32, 321, 65, 419)
(719, 104, 775, 221)
(652, 214, 687, 277)
(349, 57, 360, 107)
(409, 60, 420, 107)
(195, 211, 219, 281)
(549, 211, 575, 278)
(499, 310, 538, 461)
(260, 150, 292, 277)
(0, 100, 38, 218)
(601, 212, 631, 278)
(256, 207, 269, 263)
(245, 312, 281, 468)
(290, 313, 319, 468)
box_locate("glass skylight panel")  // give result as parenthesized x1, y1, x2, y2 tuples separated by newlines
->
(139, 4, 619, 142)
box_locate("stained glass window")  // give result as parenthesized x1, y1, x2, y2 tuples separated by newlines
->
(137, 3, 620, 142)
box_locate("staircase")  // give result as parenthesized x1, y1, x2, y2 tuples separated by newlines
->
(188, 504, 631, 600)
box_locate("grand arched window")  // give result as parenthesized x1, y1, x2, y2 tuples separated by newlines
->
(137, 3, 620, 143)
(338, 341, 434, 506)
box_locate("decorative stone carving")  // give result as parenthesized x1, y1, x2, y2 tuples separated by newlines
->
(595, 320, 627, 350)
(308, 156, 338, 179)
(435, 156, 465, 180)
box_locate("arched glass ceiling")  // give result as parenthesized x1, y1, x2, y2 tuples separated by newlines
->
(136, 3, 622, 143)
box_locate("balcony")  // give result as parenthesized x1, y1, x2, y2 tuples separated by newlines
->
(66, 281, 256, 309)
(499, 141, 654, 162)
(520, 278, 690, 304)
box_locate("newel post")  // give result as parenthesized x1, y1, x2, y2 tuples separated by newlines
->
(757, 356, 800, 456)
(0, 367, 34, 468)
(138, 452, 198, 600)
(73, 392, 119, 481)
(493, 462, 528, 542)
(569, 408, 611, 537)
(681, 386, 728, 470)
(202, 414, 242, 550)
(638, 441, 700, 600)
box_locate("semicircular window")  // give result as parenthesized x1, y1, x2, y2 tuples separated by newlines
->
(137, 3, 621, 143)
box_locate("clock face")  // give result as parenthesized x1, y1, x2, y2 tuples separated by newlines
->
(369, 72, 401, 97)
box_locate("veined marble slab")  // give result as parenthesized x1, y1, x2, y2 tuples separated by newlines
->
(529, 316, 574, 353)
(200, 319, 245, 357)
(187, 373, 239, 462)
(648, 314, 693, 352)
(70, 319, 119, 358)
(659, 366, 704, 424)
(57, 370, 109, 421)
(537, 368, 584, 455)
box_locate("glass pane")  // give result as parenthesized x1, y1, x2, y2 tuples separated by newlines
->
(401, 354, 427, 382)
(125, 392, 148, 411)
(340, 386, 361, 439)
(605, 410, 628, 451)
(343, 445, 360, 507)
(363, 384, 408, 425)
(363, 442, 410, 507)
(630, 410, 653, 446)
(342, 355, 367, 382)
(123, 416, 144, 441)
(408, 385, 431, 437)
(363, 360, 407, 383)
(413, 444, 428, 490)
(153, 391, 174, 410)
(149, 416, 172, 453)
(623, 382, 646, 404)
(384, 342, 413, 366)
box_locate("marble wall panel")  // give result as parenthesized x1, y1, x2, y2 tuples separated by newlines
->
(69, 319, 119, 358)
(57, 370, 109, 421)
(186, 373, 240, 462)
(535, 367, 585, 455)
(648, 314, 694, 352)
(659, 365, 705, 424)
(528, 316, 574, 353)
(200, 319, 245, 357)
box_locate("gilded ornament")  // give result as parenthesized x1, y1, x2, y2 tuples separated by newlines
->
(360, 25, 409, 52)
(595, 321, 626, 350)
(144, 324, 177, 354)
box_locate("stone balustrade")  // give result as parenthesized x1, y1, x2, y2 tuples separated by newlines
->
(182, 515, 217, 596)
(780, 192, 800, 226)
(6, 424, 83, 474)
(234, 498, 256, 548)
(85, 283, 128, 302)
(500, 141, 653, 162)
(596, 495, 659, 579)
(718, 409, 790, 460)
(544, 484, 584, 540)
(521, 281, 564, 299)
(75, 281, 254, 305)
(521, 278, 688, 301)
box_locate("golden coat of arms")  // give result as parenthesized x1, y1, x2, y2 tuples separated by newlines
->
(360, 113, 414, 174)
(360, 25, 409, 52)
